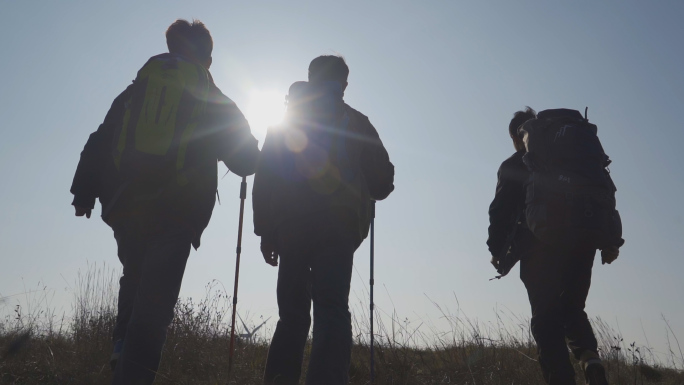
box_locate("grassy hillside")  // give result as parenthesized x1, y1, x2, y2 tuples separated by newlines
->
(1, 268, 683, 384)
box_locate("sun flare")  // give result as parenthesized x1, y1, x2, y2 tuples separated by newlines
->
(245, 90, 286, 140)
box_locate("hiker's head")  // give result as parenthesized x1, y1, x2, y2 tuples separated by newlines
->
(166, 19, 213, 69)
(509, 107, 536, 151)
(308, 55, 349, 91)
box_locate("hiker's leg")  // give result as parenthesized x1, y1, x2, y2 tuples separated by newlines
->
(111, 228, 192, 385)
(521, 245, 577, 385)
(263, 249, 312, 385)
(562, 247, 601, 363)
(305, 236, 356, 385)
(112, 226, 145, 343)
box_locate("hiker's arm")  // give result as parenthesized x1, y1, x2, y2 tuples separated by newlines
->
(252, 131, 279, 266)
(357, 115, 395, 201)
(252, 130, 277, 241)
(207, 88, 260, 177)
(70, 86, 131, 216)
(487, 160, 526, 259)
(71, 128, 104, 213)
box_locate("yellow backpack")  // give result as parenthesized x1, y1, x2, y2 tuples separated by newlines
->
(105, 54, 210, 220)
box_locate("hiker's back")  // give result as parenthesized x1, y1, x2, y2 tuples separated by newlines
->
(106, 53, 211, 222)
(254, 80, 396, 244)
(265, 81, 371, 240)
(115, 54, 209, 189)
(518, 108, 623, 249)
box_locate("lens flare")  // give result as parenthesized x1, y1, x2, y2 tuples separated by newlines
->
(245, 90, 286, 140)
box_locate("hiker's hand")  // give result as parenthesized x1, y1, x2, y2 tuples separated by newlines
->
(601, 246, 619, 265)
(74, 206, 92, 219)
(261, 242, 279, 267)
(490, 256, 500, 271)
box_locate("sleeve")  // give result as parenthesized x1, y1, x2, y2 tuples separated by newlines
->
(486, 157, 526, 258)
(251, 129, 278, 240)
(70, 85, 132, 209)
(354, 112, 395, 201)
(205, 86, 260, 177)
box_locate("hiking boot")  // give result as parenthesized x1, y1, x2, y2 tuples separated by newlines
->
(584, 361, 608, 385)
(110, 339, 123, 371)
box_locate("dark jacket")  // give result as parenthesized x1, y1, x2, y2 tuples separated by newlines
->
(487, 151, 536, 259)
(70, 54, 259, 248)
(252, 104, 394, 245)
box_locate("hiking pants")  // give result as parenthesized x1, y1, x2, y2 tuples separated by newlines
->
(520, 243, 600, 385)
(263, 218, 359, 385)
(111, 221, 193, 385)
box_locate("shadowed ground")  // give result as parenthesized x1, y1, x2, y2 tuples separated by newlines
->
(1, 268, 682, 384)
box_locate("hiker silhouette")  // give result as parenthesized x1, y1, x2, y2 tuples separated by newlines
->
(70, 19, 259, 385)
(487, 107, 624, 385)
(253, 55, 395, 385)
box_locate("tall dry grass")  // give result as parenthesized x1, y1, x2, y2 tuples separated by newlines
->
(1, 265, 683, 384)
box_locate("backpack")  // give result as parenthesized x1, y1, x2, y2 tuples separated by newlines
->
(104, 53, 211, 220)
(264, 81, 372, 238)
(518, 108, 623, 250)
(281, 81, 356, 185)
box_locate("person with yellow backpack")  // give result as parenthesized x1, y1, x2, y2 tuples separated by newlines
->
(70, 19, 259, 384)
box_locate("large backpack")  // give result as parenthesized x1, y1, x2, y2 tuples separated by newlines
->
(264, 80, 372, 238)
(518, 108, 623, 250)
(104, 53, 211, 219)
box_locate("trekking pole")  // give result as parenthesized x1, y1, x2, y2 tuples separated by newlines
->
(228, 176, 247, 376)
(370, 200, 376, 383)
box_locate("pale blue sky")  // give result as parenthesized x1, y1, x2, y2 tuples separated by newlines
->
(1, 1, 683, 363)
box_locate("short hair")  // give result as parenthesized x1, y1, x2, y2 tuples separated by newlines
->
(165, 19, 213, 62)
(509, 106, 537, 138)
(308, 55, 349, 83)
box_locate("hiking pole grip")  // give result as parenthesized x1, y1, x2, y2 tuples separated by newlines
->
(370, 200, 376, 383)
(229, 176, 248, 376)
(239, 178, 247, 200)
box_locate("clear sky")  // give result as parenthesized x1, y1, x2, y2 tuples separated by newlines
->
(1, 0, 683, 364)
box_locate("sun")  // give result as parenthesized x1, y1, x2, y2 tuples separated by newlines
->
(245, 90, 286, 141)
